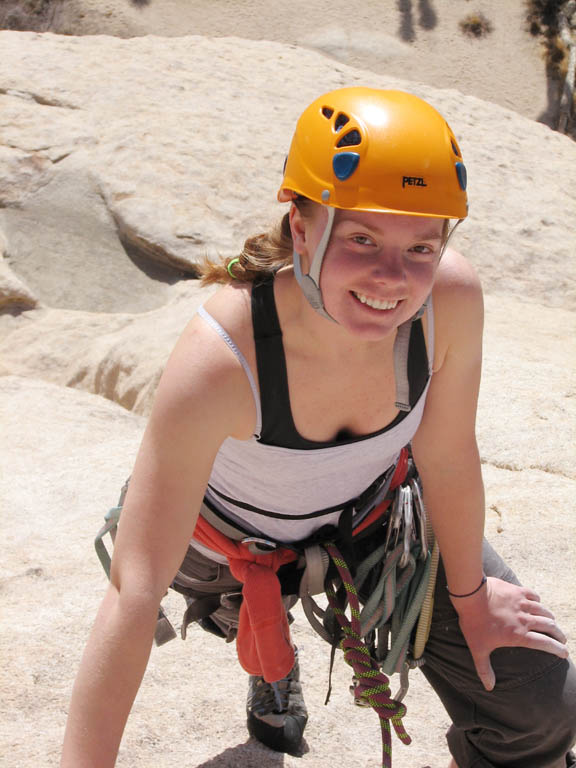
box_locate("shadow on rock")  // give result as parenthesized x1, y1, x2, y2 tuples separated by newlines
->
(397, 0, 416, 42)
(0, 0, 58, 32)
(418, 0, 437, 30)
(195, 740, 295, 767)
(537, 73, 562, 130)
(397, 0, 438, 41)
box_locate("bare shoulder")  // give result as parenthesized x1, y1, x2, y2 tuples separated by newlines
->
(431, 248, 484, 369)
(434, 247, 482, 298)
(152, 281, 257, 442)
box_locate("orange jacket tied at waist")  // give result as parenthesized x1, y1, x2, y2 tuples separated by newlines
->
(193, 514, 298, 683)
(191, 450, 408, 684)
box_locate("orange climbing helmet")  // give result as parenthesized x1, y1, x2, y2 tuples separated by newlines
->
(278, 87, 468, 219)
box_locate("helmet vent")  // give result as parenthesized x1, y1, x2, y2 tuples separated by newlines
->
(451, 139, 461, 157)
(336, 129, 361, 148)
(322, 106, 334, 119)
(334, 113, 350, 132)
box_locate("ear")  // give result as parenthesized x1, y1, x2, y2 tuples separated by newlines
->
(289, 204, 308, 255)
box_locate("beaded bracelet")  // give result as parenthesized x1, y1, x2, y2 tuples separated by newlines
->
(446, 574, 487, 598)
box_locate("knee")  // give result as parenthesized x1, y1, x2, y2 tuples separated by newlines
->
(514, 657, 576, 761)
(447, 657, 576, 767)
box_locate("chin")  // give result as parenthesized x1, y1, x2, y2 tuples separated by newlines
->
(327, 296, 410, 339)
(331, 313, 399, 342)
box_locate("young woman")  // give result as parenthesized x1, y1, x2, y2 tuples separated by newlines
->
(61, 88, 576, 768)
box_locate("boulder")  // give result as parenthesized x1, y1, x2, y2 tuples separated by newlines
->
(0, 32, 574, 312)
(0, 29, 574, 768)
(0, 279, 211, 411)
(1, 375, 573, 767)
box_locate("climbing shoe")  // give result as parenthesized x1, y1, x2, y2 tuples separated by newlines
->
(246, 651, 308, 754)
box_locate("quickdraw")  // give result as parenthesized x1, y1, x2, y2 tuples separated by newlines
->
(324, 542, 411, 768)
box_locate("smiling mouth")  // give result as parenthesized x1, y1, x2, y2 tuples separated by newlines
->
(352, 291, 400, 311)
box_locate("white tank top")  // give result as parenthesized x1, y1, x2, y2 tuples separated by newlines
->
(193, 299, 434, 546)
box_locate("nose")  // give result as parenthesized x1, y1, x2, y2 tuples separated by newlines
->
(371, 250, 406, 285)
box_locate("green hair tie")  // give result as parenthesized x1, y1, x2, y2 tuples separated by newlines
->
(227, 257, 240, 278)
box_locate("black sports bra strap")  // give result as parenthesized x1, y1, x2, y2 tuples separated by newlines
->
(251, 279, 294, 444)
(250, 275, 429, 450)
(252, 277, 282, 339)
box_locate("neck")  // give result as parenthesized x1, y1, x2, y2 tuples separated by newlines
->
(274, 267, 397, 361)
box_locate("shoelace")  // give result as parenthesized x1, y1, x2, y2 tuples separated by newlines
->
(324, 542, 411, 768)
(271, 680, 288, 712)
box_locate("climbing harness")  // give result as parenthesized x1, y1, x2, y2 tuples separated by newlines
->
(94, 451, 439, 766)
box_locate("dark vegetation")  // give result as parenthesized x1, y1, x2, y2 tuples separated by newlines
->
(527, 0, 571, 78)
(0, 0, 56, 31)
(526, 0, 576, 135)
(459, 12, 494, 38)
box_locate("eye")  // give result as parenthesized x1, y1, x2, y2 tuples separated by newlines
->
(351, 234, 375, 246)
(407, 243, 440, 261)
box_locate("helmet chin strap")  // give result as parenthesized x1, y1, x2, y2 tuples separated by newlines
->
(293, 209, 465, 323)
(441, 217, 464, 258)
(292, 205, 336, 322)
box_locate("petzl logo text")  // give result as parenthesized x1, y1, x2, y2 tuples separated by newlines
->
(402, 176, 428, 188)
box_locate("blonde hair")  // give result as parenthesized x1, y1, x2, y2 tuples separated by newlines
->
(199, 198, 314, 286)
(199, 200, 450, 286)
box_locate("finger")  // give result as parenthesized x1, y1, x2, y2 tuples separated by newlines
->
(528, 617, 567, 645)
(473, 653, 496, 691)
(524, 631, 570, 658)
(522, 587, 541, 602)
(526, 602, 556, 621)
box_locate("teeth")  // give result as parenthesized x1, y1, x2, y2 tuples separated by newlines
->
(354, 292, 398, 311)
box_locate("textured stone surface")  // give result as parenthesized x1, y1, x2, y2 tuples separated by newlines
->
(0, 0, 556, 125)
(2, 376, 573, 768)
(1, 376, 574, 768)
(0, 32, 575, 311)
(1, 28, 575, 768)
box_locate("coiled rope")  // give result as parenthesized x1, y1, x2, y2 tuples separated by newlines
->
(324, 542, 411, 768)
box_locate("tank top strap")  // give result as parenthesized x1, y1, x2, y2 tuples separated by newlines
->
(251, 277, 295, 444)
(197, 306, 262, 438)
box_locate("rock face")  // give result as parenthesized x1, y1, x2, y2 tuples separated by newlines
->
(0, 0, 556, 125)
(1, 375, 573, 768)
(0, 29, 575, 768)
(1, 32, 575, 311)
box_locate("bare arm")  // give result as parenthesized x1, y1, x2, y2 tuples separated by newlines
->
(61, 311, 256, 767)
(411, 250, 486, 596)
(412, 251, 568, 690)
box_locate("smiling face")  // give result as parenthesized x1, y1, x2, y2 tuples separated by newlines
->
(290, 202, 446, 340)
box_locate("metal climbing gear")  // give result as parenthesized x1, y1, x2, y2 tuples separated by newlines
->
(323, 541, 411, 768)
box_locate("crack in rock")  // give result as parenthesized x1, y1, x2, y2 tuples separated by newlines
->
(52, 151, 72, 164)
(489, 503, 504, 533)
(106, 205, 200, 276)
(0, 88, 80, 111)
(482, 458, 573, 481)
